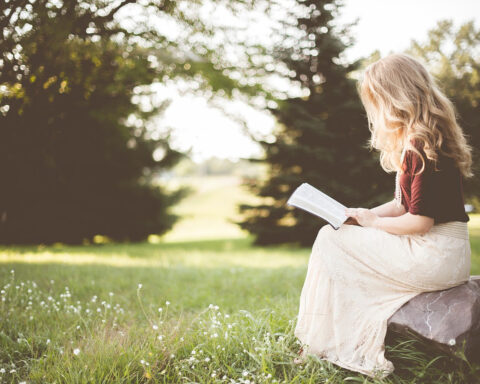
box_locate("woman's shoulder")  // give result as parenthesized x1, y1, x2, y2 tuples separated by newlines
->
(404, 138, 434, 174)
(405, 138, 452, 174)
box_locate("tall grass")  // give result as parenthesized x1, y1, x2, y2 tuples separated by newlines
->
(1, 176, 479, 383)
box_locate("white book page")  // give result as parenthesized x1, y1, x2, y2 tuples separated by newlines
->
(286, 183, 348, 229)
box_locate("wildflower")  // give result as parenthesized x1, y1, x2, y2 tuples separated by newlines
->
(170, 354, 175, 358)
(158, 307, 163, 312)
(157, 335, 163, 341)
(9, 369, 16, 373)
(46, 339, 50, 345)
(448, 338, 456, 346)
(165, 300, 170, 306)
(109, 292, 114, 297)
(152, 324, 158, 330)
(212, 333, 218, 338)
(138, 283, 143, 289)
(73, 348, 80, 356)
(242, 370, 249, 377)
(0, 368, 5, 373)
(205, 357, 210, 362)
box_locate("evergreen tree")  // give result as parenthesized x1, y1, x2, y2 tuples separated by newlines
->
(236, 0, 393, 246)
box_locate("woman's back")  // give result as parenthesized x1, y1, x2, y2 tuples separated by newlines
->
(398, 138, 469, 224)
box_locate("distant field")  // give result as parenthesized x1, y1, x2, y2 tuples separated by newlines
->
(1, 175, 479, 383)
(157, 175, 263, 242)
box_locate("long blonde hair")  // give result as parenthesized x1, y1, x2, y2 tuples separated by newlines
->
(357, 53, 473, 178)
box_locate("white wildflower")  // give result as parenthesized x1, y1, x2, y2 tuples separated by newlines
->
(73, 348, 80, 356)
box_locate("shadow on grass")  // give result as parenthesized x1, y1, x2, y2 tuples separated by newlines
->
(385, 331, 480, 383)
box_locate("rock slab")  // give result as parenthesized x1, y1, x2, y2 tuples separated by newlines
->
(387, 275, 480, 362)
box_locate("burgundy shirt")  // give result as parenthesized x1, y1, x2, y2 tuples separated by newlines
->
(397, 139, 469, 223)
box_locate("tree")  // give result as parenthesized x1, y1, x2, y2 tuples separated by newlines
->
(0, 0, 265, 244)
(236, 0, 393, 246)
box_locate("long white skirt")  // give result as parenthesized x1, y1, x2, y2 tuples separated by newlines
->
(294, 221, 471, 378)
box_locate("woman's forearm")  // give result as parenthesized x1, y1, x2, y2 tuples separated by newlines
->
(370, 199, 406, 218)
(372, 213, 433, 235)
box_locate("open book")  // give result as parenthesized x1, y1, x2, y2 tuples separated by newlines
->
(286, 183, 348, 230)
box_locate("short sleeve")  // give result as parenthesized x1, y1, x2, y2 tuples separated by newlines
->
(408, 150, 435, 218)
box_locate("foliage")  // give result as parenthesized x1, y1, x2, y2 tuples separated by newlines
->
(236, 0, 393, 246)
(0, 0, 272, 244)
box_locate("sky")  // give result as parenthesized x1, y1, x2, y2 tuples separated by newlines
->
(155, 0, 480, 163)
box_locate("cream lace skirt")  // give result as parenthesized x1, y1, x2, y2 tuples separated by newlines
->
(294, 221, 471, 378)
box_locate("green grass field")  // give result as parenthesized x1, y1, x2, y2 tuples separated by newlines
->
(1, 176, 479, 383)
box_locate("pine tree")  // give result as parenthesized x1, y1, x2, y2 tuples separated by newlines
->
(236, 0, 393, 246)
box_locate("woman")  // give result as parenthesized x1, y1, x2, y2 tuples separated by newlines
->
(293, 53, 474, 378)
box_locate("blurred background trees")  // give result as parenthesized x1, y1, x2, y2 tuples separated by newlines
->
(235, 0, 393, 246)
(1, 0, 479, 246)
(0, 0, 265, 244)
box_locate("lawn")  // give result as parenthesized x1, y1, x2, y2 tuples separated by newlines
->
(1, 176, 479, 383)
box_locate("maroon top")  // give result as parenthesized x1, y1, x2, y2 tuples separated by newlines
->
(397, 138, 469, 223)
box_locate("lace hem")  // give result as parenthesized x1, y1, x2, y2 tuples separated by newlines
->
(294, 336, 394, 379)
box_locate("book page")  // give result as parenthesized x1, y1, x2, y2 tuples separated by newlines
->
(286, 183, 348, 228)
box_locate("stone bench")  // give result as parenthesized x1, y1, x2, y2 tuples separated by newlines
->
(387, 275, 480, 363)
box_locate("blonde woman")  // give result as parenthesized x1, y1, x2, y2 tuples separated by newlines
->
(293, 53, 473, 378)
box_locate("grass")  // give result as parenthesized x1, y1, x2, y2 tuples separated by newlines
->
(1, 176, 479, 383)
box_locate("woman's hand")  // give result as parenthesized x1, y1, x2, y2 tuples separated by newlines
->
(345, 208, 379, 228)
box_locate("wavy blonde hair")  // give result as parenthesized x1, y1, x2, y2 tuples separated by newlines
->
(357, 53, 473, 178)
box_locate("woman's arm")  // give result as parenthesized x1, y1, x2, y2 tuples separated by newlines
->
(370, 199, 406, 218)
(343, 199, 406, 226)
(372, 212, 434, 235)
